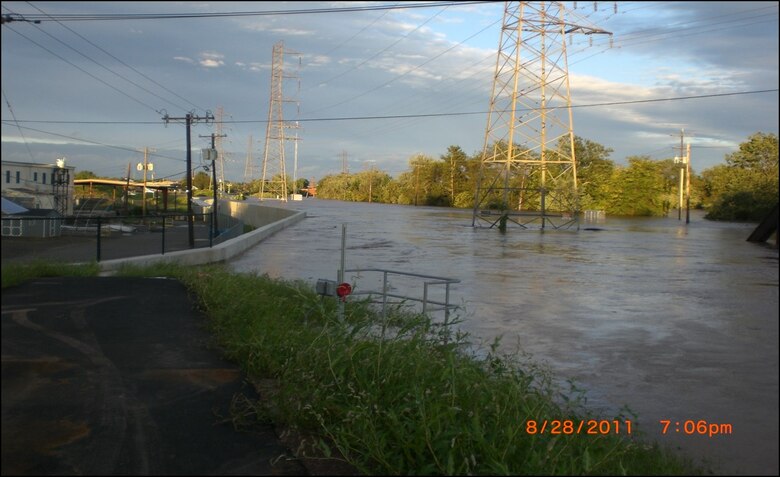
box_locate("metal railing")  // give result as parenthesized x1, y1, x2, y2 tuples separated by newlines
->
(344, 268, 460, 325)
(2, 212, 243, 263)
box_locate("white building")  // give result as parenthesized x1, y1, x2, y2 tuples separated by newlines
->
(1, 159, 75, 215)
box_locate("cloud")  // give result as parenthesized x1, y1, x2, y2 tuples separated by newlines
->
(199, 51, 225, 68)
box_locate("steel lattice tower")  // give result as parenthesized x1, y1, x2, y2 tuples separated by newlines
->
(260, 41, 301, 201)
(472, 1, 610, 230)
(243, 134, 255, 184)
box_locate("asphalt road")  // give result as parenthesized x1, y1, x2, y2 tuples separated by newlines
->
(2, 276, 309, 475)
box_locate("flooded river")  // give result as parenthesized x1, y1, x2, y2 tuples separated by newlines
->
(228, 198, 779, 475)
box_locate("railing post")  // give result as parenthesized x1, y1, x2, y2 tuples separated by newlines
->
(209, 212, 214, 248)
(161, 215, 166, 255)
(382, 271, 389, 319)
(444, 282, 451, 327)
(423, 282, 429, 315)
(96, 216, 101, 262)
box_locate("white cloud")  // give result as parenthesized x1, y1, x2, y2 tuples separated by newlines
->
(199, 51, 225, 68)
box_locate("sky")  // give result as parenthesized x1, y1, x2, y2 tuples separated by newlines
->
(1, 1, 778, 186)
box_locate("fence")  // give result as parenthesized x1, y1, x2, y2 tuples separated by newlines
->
(2, 212, 243, 263)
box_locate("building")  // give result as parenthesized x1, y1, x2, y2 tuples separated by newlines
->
(1, 159, 75, 215)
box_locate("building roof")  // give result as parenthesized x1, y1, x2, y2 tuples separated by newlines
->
(2, 197, 29, 215)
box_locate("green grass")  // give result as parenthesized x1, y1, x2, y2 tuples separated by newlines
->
(3, 262, 708, 475)
(1, 260, 100, 288)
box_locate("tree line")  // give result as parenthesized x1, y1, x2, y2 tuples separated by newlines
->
(75, 132, 777, 222)
(312, 132, 778, 222)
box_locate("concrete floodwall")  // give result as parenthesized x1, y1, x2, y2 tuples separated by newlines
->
(97, 200, 305, 273)
(222, 200, 299, 228)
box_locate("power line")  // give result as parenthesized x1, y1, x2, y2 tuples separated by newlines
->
(305, 5, 450, 113)
(0, 120, 187, 163)
(2, 2, 500, 22)
(7, 88, 777, 125)
(23, 19, 194, 113)
(23, 3, 207, 113)
(4, 24, 163, 114)
(2, 88, 36, 162)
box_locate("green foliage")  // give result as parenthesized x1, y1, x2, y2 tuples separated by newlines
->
(606, 157, 669, 216)
(702, 132, 778, 221)
(2, 260, 100, 288)
(75, 170, 98, 180)
(135, 264, 702, 476)
(251, 132, 775, 221)
(573, 136, 615, 211)
(193, 171, 211, 191)
(705, 190, 776, 222)
(4, 262, 706, 475)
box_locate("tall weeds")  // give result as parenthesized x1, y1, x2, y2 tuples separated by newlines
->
(4, 262, 703, 475)
(160, 264, 701, 475)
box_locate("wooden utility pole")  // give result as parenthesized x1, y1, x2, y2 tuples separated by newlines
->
(138, 147, 155, 219)
(163, 112, 214, 248)
(200, 133, 226, 237)
(124, 162, 131, 213)
(678, 129, 685, 220)
(686, 143, 691, 224)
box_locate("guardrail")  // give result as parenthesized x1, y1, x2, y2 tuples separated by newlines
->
(343, 268, 460, 325)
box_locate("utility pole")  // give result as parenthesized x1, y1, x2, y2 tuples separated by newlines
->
(200, 133, 226, 238)
(214, 106, 228, 193)
(163, 112, 214, 248)
(678, 128, 685, 220)
(364, 160, 376, 203)
(472, 1, 611, 230)
(124, 162, 131, 213)
(686, 143, 691, 224)
(137, 147, 155, 220)
(341, 151, 349, 174)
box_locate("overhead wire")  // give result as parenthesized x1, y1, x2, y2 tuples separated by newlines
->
(4, 2, 500, 22)
(7, 89, 777, 125)
(305, 5, 451, 114)
(3, 1, 776, 177)
(24, 1, 207, 114)
(2, 88, 36, 162)
(3, 23, 164, 114)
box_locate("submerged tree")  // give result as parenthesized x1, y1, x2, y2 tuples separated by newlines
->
(703, 132, 779, 221)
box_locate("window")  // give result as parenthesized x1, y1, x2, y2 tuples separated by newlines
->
(34, 172, 38, 182)
(16, 171, 20, 184)
(42, 173, 47, 184)
(4, 170, 9, 183)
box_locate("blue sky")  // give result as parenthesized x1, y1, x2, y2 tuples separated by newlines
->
(2, 1, 778, 185)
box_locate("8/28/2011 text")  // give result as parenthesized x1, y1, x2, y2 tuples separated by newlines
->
(525, 419, 632, 435)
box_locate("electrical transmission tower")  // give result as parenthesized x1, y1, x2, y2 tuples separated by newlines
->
(472, 1, 610, 230)
(243, 134, 255, 184)
(260, 40, 301, 201)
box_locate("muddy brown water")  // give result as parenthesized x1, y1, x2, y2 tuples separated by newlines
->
(229, 198, 779, 475)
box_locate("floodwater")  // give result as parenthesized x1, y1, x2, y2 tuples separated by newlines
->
(228, 198, 779, 475)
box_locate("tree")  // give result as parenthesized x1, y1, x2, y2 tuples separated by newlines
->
(704, 132, 779, 221)
(607, 157, 668, 216)
(440, 145, 470, 206)
(75, 170, 97, 180)
(193, 171, 211, 191)
(570, 136, 614, 211)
